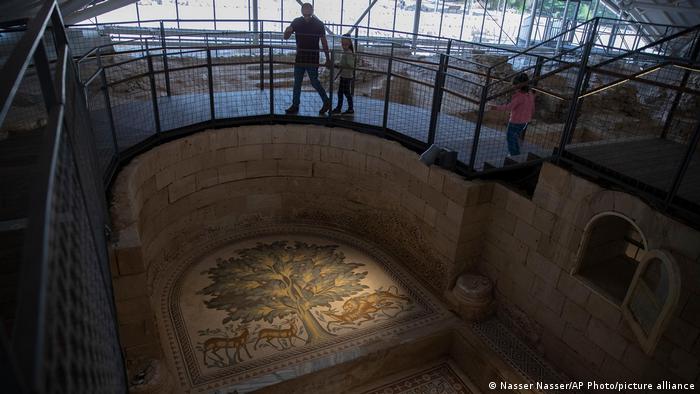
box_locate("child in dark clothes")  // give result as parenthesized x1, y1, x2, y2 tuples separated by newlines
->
(331, 35, 355, 115)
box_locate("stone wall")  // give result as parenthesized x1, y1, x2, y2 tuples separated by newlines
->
(108, 125, 700, 387)
(108, 124, 492, 370)
(480, 162, 700, 385)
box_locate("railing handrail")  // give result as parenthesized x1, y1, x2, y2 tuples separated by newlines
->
(79, 22, 511, 65)
(72, 27, 499, 71)
(2, 8, 699, 391)
(589, 23, 700, 70)
(488, 18, 595, 70)
(1, 2, 128, 392)
(4, 1, 61, 388)
(0, 1, 57, 126)
(70, 16, 690, 82)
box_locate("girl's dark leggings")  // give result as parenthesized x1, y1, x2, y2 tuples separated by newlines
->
(336, 77, 354, 109)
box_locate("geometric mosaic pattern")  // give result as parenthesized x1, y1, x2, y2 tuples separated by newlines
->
(472, 319, 582, 394)
(361, 362, 473, 394)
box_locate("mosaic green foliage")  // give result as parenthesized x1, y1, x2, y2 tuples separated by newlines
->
(199, 241, 369, 343)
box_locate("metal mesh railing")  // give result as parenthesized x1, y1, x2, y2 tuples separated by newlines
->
(0, 2, 127, 392)
(78, 19, 699, 202)
(1, 9, 699, 391)
(41, 127, 125, 393)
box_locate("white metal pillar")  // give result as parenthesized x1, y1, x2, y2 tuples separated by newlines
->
(413, 0, 422, 50)
(525, 0, 538, 47)
(555, 0, 570, 54)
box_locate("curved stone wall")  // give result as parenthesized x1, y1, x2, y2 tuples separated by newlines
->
(108, 124, 700, 389)
(108, 124, 492, 376)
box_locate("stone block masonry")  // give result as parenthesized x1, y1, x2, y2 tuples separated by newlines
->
(109, 125, 700, 387)
(480, 161, 700, 385)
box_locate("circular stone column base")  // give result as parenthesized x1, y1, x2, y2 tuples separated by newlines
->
(447, 274, 495, 321)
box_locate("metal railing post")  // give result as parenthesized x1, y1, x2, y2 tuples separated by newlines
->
(382, 43, 395, 136)
(556, 17, 599, 163)
(34, 42, 56, 109)
(207, 48, 215, 121)
(427, 53, 447, 146)
(160, 21, 171, 96)
(352, 29, 359, 97)
(665, 117, 700, 208)
(469, 68, 491, 171)
(146, 54, 161, 133)
(259, 21, 264, 91)
(328, 47, 335, 120)
(269, 46, 274, 114)
(661, 33, 700, 139)
(97, 52, 118, 156)
(533, 55, 544, 86)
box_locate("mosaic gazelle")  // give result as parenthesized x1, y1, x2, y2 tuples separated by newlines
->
(202, 325, 252, 366)
(254, 318, 305, 350)
(197, 241, 414, 366)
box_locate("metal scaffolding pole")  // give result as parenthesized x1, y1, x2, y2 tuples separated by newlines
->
(525, 0, 539, 47)
(459, 0, 469, 40)
(498, 0, 507, 44)
(345, 0, 380, 35)
(413, 0, 423, 50)
(479, 0, 488, 43)
(555, 0, 571, 55)
(515, 0, 526, 46)
(252, 0, 259, 33)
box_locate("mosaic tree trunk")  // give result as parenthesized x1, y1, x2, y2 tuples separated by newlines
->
(198, 241, 369, 344)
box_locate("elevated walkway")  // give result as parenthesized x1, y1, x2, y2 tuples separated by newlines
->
(1, 5, 699, 391)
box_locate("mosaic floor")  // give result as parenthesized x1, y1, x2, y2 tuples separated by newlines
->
(360, 361, 474, 394)
(157, 225, 450, 392)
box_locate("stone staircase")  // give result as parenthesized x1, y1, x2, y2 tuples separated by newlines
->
(483, 151, 543, 170)
(246, 63, 336, 90)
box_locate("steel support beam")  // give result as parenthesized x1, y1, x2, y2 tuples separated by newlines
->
(63, 0, 137, 24)
(60, 0, 96, 15)
(413, 0, 423, 49)
(345, 0, 380, 35)
(631, 1, 700, 15)
(525, 0, 539, 47)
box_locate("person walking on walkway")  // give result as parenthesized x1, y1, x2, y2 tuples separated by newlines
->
(284, 2, 331, 115)
(331, 35, 356, 115)
(489, 73, 535, 156)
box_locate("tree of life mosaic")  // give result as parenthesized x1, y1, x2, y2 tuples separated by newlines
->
(191, 239, 415, 369)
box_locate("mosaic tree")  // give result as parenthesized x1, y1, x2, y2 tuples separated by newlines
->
(199, 241, 369, 344)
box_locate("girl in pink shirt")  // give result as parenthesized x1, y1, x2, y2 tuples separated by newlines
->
(490, 73, 535, 156)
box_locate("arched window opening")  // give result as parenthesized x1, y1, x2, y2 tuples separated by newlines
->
(622, 250, 680, 355)
(574, 213, 647, 304)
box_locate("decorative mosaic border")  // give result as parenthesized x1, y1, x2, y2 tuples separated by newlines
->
(157, 224, 451, 391)
(361, 362, 472, 394)
(472, 319, 583, 394)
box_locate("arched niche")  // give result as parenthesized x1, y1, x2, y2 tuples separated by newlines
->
(573, 212, 648, 304)
(622, 250, 681, 355)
